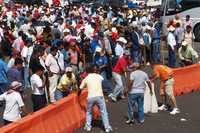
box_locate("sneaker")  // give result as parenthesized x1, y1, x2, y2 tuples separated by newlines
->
(126, 119, 134, 124)
(138, 120, 144, 125)
(105, 128, 112, 133)
(120, 95, 126, 99)
(110, 96, 117, 102)
(170, 108, 180, 115)
(84, 127, 91, 132)
(158, 104, 167, 111)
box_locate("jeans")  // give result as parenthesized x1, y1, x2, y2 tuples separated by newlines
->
(152, 40, 161, 63)
(127, 93, 144, 122)
(131, 50, 141, 63)
(24, 65, 30, 89)
(168, 46, 176, 68)
(54, 89, 69, 101)
(111, 72, 124, 98)
(101, 71, 113, 95)
(0, 83, 9, 94)
(85, 96, 112, 130)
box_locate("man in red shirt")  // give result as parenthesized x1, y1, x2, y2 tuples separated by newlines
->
(109, 50, 131, 102)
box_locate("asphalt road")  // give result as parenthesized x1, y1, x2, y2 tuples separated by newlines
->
(77, 92, 200, 133)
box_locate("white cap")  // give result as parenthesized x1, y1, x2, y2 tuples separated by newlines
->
(117, 37, 127, 44)
(10, 81, 22, 90)
(53, 23, 59, 27)
(130, 21, 138, 28)
(95, 47, 102, 52)
(65, 67, 73, 72)
(182, 41, 188, 46)
(111, 27, 118, 33)
(63, 28, 70, 33)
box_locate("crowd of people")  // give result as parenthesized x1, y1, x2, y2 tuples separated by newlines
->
(0, 2, 199, 132)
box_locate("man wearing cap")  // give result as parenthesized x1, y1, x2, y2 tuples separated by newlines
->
(54, 67, 77, 101)
(115, 37, 127, 58)
(0, 81, 26, 125)
(178, 41, 199, 66)
(109, 50, 131, 102)
(125, 63, 152, 124)
(167, 25, 177, 68)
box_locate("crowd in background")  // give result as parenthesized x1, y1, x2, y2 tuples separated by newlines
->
(0, 2, 199, 132)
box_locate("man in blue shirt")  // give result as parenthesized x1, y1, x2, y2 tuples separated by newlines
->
(0, 53, 9, 94)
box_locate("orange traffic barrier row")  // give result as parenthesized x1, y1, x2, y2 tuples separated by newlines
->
(0, 90, 100, 133)
(173, 64, 200, 96)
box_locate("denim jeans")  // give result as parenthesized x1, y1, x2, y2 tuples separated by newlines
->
(152, 40, 161, 63)
(24, 65, 30, 89)
(101, 71, 113, 95)
(85, 96, 111, 130)
(168, 46, 176, 68)
(0, 83, 9, 94)
(127, 93, 144, 122)
(111, 72, 124, 98)
(131, 50, 141, 63)
(54, 89, 69, 101)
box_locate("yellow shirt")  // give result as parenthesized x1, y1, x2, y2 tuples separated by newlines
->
(80, 73, 104, 98)
(57, 73, 77, 91)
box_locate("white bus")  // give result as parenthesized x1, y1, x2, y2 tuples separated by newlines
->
(161, 0, 200, 41)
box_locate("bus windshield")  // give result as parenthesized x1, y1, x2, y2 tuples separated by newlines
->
(161, 0, 200, 16)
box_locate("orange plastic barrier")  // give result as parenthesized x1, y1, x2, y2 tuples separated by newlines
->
(173, 64, 200, 96)
(0, 90, 101, 133)
(78, 89, 100, 119)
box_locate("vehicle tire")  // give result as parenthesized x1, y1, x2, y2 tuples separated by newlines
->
(193, 23, 200, 42)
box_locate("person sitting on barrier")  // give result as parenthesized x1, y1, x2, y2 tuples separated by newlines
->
(151, 63, 180, 115)
(0, 81, 27, 125)
(79, 65, 112, 133)
(178, 41, 199, 66)
(54, 66, 77, 101)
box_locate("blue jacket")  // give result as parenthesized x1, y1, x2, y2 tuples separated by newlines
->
(0, 59, 8, 84)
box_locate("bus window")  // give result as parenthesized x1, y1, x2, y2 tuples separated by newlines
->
(179, 0, 200, 11)
(166, 0, 177, 14)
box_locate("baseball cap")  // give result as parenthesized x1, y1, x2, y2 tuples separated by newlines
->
(10, 81, 22, 90)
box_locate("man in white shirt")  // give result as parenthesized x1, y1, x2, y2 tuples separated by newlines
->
(115, 37, 127, 58)
(79, 65, 112, 133)
(0, 81, 26, 125)
(167, 25, 177, 68)
(30, 65, 47, 112)
(45, 46, 61, 103)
